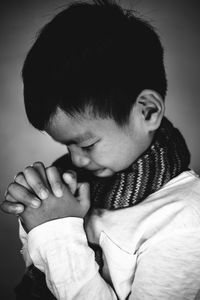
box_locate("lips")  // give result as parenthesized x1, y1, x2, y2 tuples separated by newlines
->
(94, 168, 104, 174)
(84, 167, 110, 177)
(93, 168, 108, 177)
(84, 166, 104, 173)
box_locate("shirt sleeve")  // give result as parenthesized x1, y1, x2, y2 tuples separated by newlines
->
(27, 217, 118, 300)
(18, 218, 33, 267)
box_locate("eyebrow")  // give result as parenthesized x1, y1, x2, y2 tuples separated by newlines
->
(60, 132, 94, 146)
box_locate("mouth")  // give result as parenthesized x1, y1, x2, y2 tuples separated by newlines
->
(84, 167, 113, 177)
(84, 168, 106, 177)
(93, 168, 105, 175)
(93, 168, 115, 177)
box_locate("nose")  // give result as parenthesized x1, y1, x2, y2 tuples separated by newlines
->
(69, 147, 90, 168)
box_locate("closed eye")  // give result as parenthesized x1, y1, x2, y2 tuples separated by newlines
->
(81, 140, 99, 151)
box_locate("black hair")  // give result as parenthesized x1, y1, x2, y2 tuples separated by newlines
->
(22, 0, 167, 130)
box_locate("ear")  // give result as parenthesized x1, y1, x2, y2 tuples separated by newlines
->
(135, 89, 165, 131)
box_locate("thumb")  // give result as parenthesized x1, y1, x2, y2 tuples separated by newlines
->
(78, 182, 90, 213)
(62, 171, 77, 195)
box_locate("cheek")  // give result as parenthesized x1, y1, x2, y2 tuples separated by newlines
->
(100, 145, 125, 168)
(107, 141, 137, 169)
(90, 143, 113, 165)
(90, 148, 108, 164)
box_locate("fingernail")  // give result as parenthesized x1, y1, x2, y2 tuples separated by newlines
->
(39, 189, 49, 200)
(63, 173, 71, 181)
(54, 184, 63, 198)
(80, 183, 86, 191)
(31, 199, 41, 208)
(15, 206, 24, 213)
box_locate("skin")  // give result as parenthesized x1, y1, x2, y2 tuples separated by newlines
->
(46, 106, 153, 178)
(1, 89, 164, 232)
(5, 163, 90, 232)
(3, 162, 78, 213)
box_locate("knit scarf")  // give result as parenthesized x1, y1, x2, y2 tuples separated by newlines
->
(90, 116, 190, 209)
(15, 117, 190, 299)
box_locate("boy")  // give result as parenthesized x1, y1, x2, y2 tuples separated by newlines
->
(2, 0, 200, 299)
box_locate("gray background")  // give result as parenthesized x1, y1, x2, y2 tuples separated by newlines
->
(0, 0, 200, 299)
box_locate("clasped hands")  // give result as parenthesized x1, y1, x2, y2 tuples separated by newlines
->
(1, 162, 90, 232)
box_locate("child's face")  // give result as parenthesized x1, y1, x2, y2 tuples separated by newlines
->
(46, 108, 151, 177)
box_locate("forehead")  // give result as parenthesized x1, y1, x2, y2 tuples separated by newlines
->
(46, 109, 93, 143)
(46, 108, 124, 144)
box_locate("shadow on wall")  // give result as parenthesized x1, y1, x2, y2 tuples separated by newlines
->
(0, 0, 200, 299)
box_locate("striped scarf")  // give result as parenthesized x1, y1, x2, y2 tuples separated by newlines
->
(15, 117, 190, 299)
(90, 116, 190, 209)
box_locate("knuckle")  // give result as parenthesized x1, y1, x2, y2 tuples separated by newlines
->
(53, 181, 62, 190)
(21, 190, 32, 202)
(24, 166, 43, 189)
(35, 182, 44, 191)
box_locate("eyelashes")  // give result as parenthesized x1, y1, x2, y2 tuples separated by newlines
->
(81, 142, 96, 151)
(81, 139, 100, 151)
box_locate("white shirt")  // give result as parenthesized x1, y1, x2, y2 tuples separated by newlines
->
(19, 170, 200, 300)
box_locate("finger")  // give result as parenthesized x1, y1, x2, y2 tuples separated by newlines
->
(77, 182, 90, 213)
(33, 162, 50, 188)
(14, 172, 31, 190)
(0, 199, 24, 215)
(46, 166, 63, 197)
(7, 182, 41, 208)
(4, 192, 20, 203)
(23, 166, 49, 200)
(63, 171, 78, 195)
(2, 191, 25, 214)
